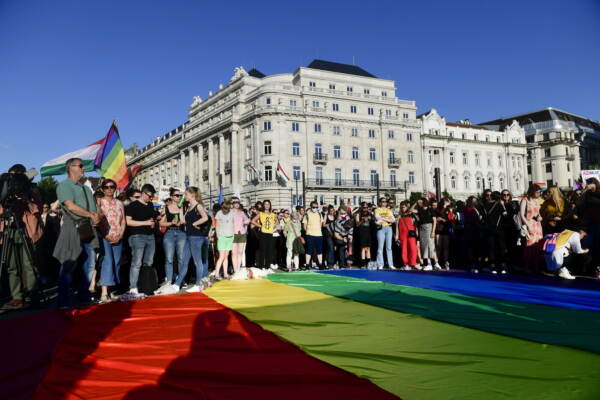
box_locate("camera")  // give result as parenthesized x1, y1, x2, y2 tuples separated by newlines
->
(0, 164, 39, 213)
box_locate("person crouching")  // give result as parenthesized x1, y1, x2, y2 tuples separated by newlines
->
(543, 228, 589, 280)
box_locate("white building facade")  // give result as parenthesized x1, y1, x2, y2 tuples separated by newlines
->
(419, 109, 528, 199)
(128, 60, 424, 208)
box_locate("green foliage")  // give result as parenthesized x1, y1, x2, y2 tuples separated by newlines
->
(37, 177, 58, 204)
(409, 191, 423, 204)
(441, 190, 455, 202)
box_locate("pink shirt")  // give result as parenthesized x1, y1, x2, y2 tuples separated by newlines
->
(233, 209, 250, 235)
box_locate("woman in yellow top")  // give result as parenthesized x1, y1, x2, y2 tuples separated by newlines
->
(541, 186, 565, 234)
(374, 197, 396, 269)
(251, 199, 278, 269)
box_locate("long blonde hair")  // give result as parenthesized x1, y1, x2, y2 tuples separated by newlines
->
(185, 186, 204, 205)
(547, 186, 565, 215)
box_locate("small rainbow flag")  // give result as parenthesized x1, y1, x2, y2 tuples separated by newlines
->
(534, 182, 548, 190)
(94, 122, 130, 190)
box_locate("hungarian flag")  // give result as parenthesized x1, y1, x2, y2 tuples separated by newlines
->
(40, 139, 105, 177)
(276, 162, 290, 184)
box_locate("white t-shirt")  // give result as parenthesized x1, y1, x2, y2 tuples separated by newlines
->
(215, 210, 234, 237)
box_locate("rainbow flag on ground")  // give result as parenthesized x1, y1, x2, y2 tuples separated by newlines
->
(94, 122, 130, 190)
(4, 270, 599, 400)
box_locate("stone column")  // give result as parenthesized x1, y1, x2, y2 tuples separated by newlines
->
(179, 151, 186, 187)
(231, 128, 239, 189)
(197, 143, 204, 188)
(218, 133, 225, 188)
(208, 139, 215, 193)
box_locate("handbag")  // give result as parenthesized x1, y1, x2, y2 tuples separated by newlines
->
(401, 217, 417, 238)
(75, 186, 95, 242)
(138, 264, 158, 296)
(290, 222, 305, 254)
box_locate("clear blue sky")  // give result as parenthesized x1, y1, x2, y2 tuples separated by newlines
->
(1, 0, 599, 175)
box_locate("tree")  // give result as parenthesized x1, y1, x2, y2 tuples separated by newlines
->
(409, 192, 423, 204)
(441, 190, 455, 203)
(37, 177, 58, 204)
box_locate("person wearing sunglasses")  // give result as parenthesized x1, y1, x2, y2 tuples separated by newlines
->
(158, 188, 186, 289)
(54, 158, 102, 309)
(125, 183, 158, 296)
(96, 178, 126, 303)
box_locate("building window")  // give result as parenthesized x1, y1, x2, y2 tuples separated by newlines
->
(350, 105, 357, 113)
(265, 97, 271, 105)
(368, 129, 376, 138)
(388, 130, 395, 139)
(543, 133, 550, 141)
(292, 122, 300, 132)
(512, 156, 516, 168)
(263, 121, 271, 131)
(369, 148, 376, 161)
(290, 99, 297, 107)
(545, 148, 551, 158)
(265, 165, 273, 181)
(385, 109, 392, 117)
(347, 86, 353, 92)
(499, 176, 504, 189)
(390, 170, 397, 186)
(388, 148, 396, 162)
(333, 145, 341, 159)
(264, 140, 272, 155)
(368, 107, 374, 115)
(370, 170, 378, 186)
(406, 132, 413, 141)
(293, 166, 300, 180)
(450, 152, 455, 164)
(476, 176, 482, 190)
(451, 175, 457, 189)
(314, 143, 322, 157)
(487, 156, 492, 167)
(329, 83, 336, 90)
(567, 163, 571, 172)
(333, 125, 340, 135)
(449, 131, 454, 138)
(351, 128, 358, 137)
(475, 153, 480, 166)
(486, 136, 489, 142)
(462, 133, 466, 140)
(464, 175, 470, 189)
(352, 147, 359, 160)
(315, 167, 323, 185)
(309, 81, 316, 87)
(408, 171, 415, 185)
(545, 163, 552, 173)
(474, 134, 478, 141)
(403, 112, 409, 119)
(292, 142, 300, 156)
(364, 88, 370, 95)
(382, 91, 388, 97)
(408, 150, 414, 163)
(498, 155, 502, 167)
(335, 168, 342, 186)
(528, 165, 532, 175)
(314, 123, 321, 133)
(332, 103, 339, 112)
(353, 169, 360, 185)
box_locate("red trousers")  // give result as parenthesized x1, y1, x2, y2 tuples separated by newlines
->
(399, 235, 418, 266)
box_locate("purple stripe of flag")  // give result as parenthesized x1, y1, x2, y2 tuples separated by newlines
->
(94, 123, 119, 168)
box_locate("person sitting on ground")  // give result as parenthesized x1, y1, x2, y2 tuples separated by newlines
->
(542, 227, 589, 280)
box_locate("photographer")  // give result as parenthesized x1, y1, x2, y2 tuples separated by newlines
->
(0, 164, 43, 311)
(54, 158, 101, 309)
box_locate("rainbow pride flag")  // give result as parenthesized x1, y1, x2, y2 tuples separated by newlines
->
(94, 122, 130, 190)
(4, 270, 599, 400)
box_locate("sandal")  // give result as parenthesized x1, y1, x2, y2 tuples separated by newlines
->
(99, 295, 111, 304)
(1, 299, 24, 310)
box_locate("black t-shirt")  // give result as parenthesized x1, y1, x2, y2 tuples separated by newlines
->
(125, 201, 157, 236)
(417, 207, 435, 225)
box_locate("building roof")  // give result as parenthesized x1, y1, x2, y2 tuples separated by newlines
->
(247, 68, 266, 78)
(306, 59, 377, 78)
(480, 107, 600, 131)
(446, 122, 489, 131)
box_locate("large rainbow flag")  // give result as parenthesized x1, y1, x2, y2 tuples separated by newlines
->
(2, 270, 599, 399)
(94, 122, 130, 190)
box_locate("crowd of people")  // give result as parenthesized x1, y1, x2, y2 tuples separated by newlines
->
(2, 157, 600, 310)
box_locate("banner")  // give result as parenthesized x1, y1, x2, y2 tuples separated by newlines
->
(581, 170, 600, 184)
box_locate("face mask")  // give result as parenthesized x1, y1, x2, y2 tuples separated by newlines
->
(312, 207, 318, 212)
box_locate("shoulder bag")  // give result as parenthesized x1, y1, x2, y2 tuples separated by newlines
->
(75, 186, 95, 242)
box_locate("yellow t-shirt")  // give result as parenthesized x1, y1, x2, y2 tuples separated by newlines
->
(374, 207, 393, 227)
(259, 212, 277, 234)
(303, 210, 323, 237)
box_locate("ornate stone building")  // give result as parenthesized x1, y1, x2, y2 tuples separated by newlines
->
(480, 108, 600, 189)
(419, 109, 527, 199)
(127, 60, 424, 207)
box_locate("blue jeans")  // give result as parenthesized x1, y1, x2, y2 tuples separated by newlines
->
(162, 229, 186, 283)
(176, 236, 209, 287)
(325, 235, 335, 265)
(376, 225, 394, 268)
(129, 234, 155, 289)
(58, 241, 95, 307)
(100, 239, 122, 286)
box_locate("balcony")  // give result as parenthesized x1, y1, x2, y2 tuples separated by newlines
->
(305, 178, 404, 190)
(312, 153, 328, 165)
(224, 161, 232, 174)
(202, 170, 208, 181)
(388, 158, 401, 168)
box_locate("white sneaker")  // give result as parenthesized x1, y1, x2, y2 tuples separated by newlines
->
(159, 280, 171, 288)
(423, 265, 433, 271)
(500, 264, 508, 274)
(185, 285, 202, 293)
(129, 288, 139, 295)
(389, 265, 397, 270)
(400, 266, 412, 271)
(271, 264, 279, 270)
(557, 267, 575, 280)
(433, 263, 442, 271)
(160, 284, 180, 295)
(413, 265, 423, 271)
(471, 268, 479, 274)
(444, 261, 450, 270)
